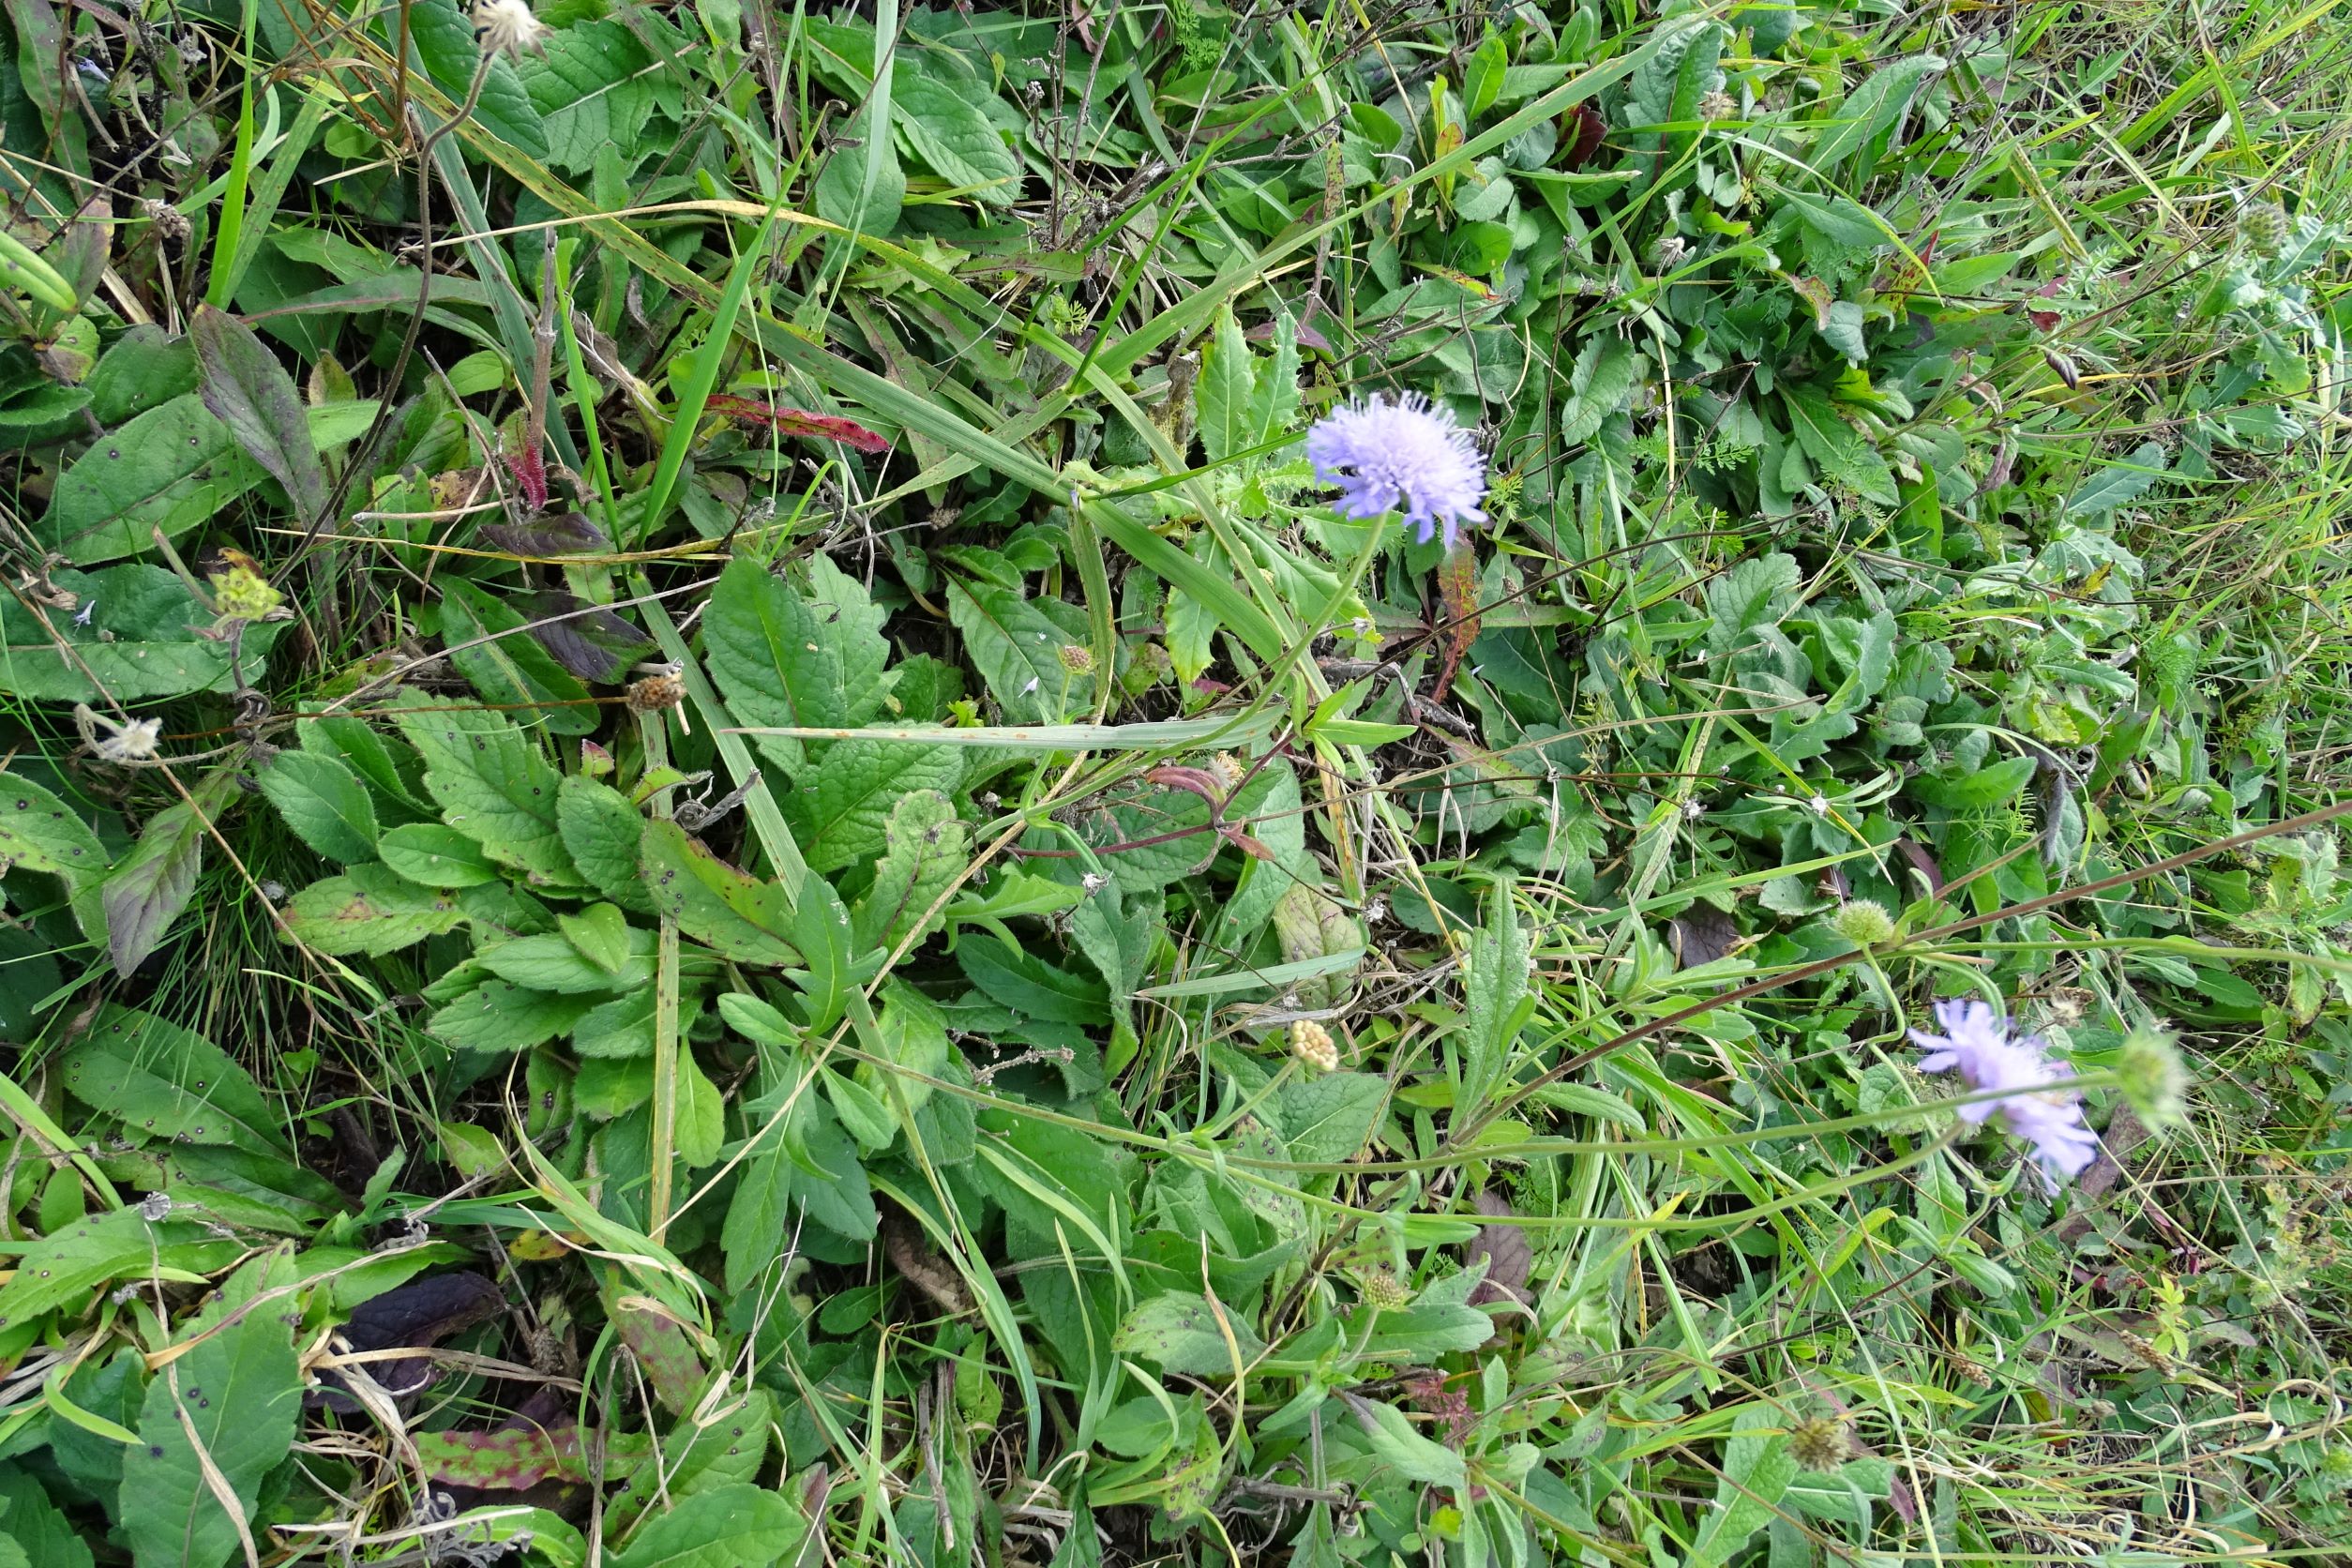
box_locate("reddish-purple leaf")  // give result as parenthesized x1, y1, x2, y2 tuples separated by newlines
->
(707, 395, 891, 454)
(1465, 1190, 1532, 1307)
(516, 590, 654, 684)
(312, 1272, 505, 1412)
(1563, 104, 1608, 170)
(480, 513, 611, 560)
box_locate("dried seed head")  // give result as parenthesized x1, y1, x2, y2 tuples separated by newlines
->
(141, 198, 191, 244)
(1206, 752, 1247, 794)
(1055, 643, 1095, 675)
(1697, 89, 1736, 122)
(1289, 1018, 1338, 1073)
(626, 674, 686, 716)
(1356, 1268, 1410, 1310)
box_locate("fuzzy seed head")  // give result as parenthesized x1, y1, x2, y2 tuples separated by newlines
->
(2240, 200, 2289, 257)
(473, 0, 549, 58)
(1788, 1417, 1850, 1471)
(1055, 643, 1095, 675)
(1697, 89, 1736, 122)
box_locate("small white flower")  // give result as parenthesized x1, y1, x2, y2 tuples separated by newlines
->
(472, 0, 549, 58)
(1807, 793, 1830, 817)
(1080, 871, 1109, 894)
(1681, 798, 1705, 822)
(1018, 676, 1039, 696)
(139, 1192, 173, 1222)
(72, 598, 96, 627)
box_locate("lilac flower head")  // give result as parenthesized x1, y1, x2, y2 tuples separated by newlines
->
(1306, 392, 1488, 550)
(1912, 998, 2099, 1191)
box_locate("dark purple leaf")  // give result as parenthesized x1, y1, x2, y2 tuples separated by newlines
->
(310, 1271, 504, 1412)
(517, 590, 653, 683)
(1893, 836, 1944, 895)
(479, 514, 610, 560)
(1669, 905, 1741, 970)
(1465, 1191, 1531, 1307)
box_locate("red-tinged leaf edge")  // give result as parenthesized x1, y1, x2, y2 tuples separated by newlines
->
(707, 395, 891, 454)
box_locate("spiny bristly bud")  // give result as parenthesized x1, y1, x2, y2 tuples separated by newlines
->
(1831, 899, 1898, 948)
(2239, 200, 2289, 257)
(1697, 89, 1736, 121)
(1356, 1268, 1410, 1310)
(1055, 643, 1094, 675)
(2117, 1023, 2192, 1133)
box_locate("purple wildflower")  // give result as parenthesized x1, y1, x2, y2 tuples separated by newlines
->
(1306, 392, 1488, 549)
(1912, 999, 2099, 1191)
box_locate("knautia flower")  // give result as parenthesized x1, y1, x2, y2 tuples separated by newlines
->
(1912, 998, 2099, 1191)
(1305, 392, 1487, 549)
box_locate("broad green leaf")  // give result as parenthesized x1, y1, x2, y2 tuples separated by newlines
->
(377, 822, 502, 887)
(0, 1464, 93, 1568)
(1113, 1291, 1265, 1376)
(392, 693, 576, 884)
(851, 790, 965, 951)
(1559, 336, 1642, 447)
(0, 565, 288, 701)
(1688, 1429, 1800, 1568)
(1278, 1072, 1388, 1163)
(0, 1207, 241, 1334)
(607, 1484, 806, 1568)
(400, 0, 550, 158)
(957, 935, 1109, 1024)
(2064, 440, 2167, 516)
(101, 776, 231, 979)
(435, 578, 597, 738)
(282, 864, 466, 956)
(560, 902, 632, 975)
(1907, 754, 2038, 809)
(0, 770, 103, 878)
(788, 874, 855, 1031)
(1705, 552, 1801, 655)
(1248, 312, 1302, 446)
(640, 821, 799, 965)
(122, 1276, 302, 1568)
(1197, 305, 1256, 466)
(607, 1389, 778, 1532)
(40, 397, 375, 564)
(478, 930, 651, 994)
(255, 750, 378, 865)
(944, 580, 1092, 725)
(675, 1051, 725, 1168)
(59, 1004, 286, 1154)
(557, 775, 653, 912)
(1782, 386, 1900, 506)
(191, 302, 327, 525)
(518, 21, 655, 173)
(781, 739, 963, 874)
(702, 556, 894, 773)
(1351, 1397, 1466, 1487)
(1808, 53, 1946, 177)
(890, 58, 1018, 201)
(812, 103, 904, 237)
